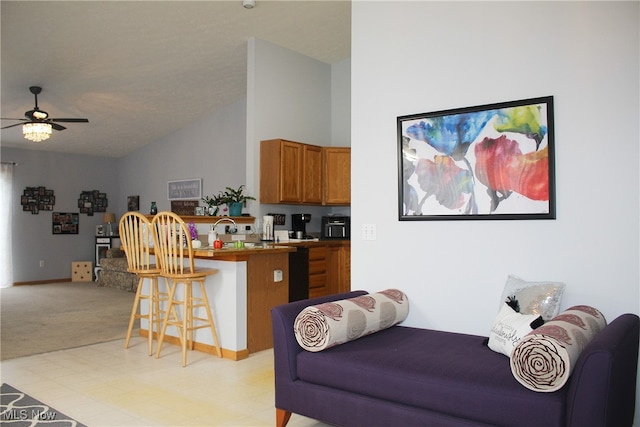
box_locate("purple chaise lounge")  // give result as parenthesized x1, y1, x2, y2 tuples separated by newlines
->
(271, 290, 639, 427)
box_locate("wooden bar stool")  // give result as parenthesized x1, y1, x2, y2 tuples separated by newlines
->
(119, 212, 165, 356)
(151, 211, 222, 367)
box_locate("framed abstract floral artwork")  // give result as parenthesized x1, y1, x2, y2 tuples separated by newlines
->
(397, 96, 555, 221)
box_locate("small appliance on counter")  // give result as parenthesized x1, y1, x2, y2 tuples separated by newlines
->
(321, 215, 350, 240)
(291, 213, 312, 239)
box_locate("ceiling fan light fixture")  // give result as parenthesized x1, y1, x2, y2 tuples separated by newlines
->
(23, 122, 52, 142)
(32, 110, 48, 120)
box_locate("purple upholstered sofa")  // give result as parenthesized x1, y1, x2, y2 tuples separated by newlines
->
(271, 290, 639, 427)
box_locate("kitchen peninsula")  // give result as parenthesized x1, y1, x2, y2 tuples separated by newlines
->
(140, 214, 349, 362)
(143, 218, 295, 361)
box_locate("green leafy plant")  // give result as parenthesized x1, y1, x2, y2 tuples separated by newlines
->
(222, 185, 256, 205)
(201, 193, 225, 215)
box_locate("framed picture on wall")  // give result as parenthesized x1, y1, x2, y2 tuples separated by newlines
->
(52, 212, 79, 234)
(397, 96, 555, 221)
(167, 178, 202, 201)
(127, 195, 140, 211)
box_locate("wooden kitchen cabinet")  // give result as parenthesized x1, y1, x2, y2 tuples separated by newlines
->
(247, 252, 289, 353)
(338, 244, 350, 293)
(308, 246, 328, 299)
(261, 139, 302, 203)
(260, 139, 350, 206)
(297, 242, 350, 300)
(303, 144, 323, 204)
(323, 147, 351, 205)
(260, 139, 322, 204)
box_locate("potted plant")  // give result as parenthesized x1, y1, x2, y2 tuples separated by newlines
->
(201, 192, 225, 216)
(222, 185, 255, 216)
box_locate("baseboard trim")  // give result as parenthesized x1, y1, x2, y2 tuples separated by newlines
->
(13, 278, 72, 286)
(140, 329, 249, 361)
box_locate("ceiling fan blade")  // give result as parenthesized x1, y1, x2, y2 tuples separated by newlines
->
(49, 118, 89, 123)
(1, 122, 25, 130)
(1, 118, 27, 121)
(1, 121, 66, 131)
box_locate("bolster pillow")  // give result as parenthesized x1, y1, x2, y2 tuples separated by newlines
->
(294, 289, 409, 352)
(510, 305, 606, 392)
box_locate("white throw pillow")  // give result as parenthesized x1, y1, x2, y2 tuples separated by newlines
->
(488, 303, 543, 357)
(499, 275, 566, 321)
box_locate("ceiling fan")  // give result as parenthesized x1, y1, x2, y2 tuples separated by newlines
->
(1, 86, 89, 141)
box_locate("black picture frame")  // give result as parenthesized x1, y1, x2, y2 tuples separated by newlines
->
(127, 195, 140, 211)
(78, 190, 108, 216)
(397, 96, 555, 221)
(20, 186, 55, 213)
(52, 212, 79, 234)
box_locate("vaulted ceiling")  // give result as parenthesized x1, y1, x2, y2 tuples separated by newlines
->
(0, 1, 350, 158)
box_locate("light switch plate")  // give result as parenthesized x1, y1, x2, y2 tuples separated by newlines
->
(362, 224, 377, 240)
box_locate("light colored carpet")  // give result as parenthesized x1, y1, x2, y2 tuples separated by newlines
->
(0, 282, 137, 360)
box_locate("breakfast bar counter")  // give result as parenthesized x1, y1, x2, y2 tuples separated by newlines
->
(192, 244, 295, 260)
(146, 244, 295, 361)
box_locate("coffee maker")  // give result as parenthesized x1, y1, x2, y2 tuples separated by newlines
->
(291, 213, 311, 239)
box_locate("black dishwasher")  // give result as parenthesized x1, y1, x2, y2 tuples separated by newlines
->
(288, 246, 309, 302)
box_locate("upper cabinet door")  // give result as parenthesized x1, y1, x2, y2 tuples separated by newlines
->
(261, 139, 302, 203)
(279, 141, 303, 202)
(323, 147, 351, 205)
(302, 144, 323, 204)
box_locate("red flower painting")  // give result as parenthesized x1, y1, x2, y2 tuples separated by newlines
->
(475, 135, 549, 203)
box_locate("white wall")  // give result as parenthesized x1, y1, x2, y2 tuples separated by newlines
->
(352, 0, 638, 330)
(332, 57, 351, 147)
(351, 0, 639, 417)
(118, 98, 248, 217)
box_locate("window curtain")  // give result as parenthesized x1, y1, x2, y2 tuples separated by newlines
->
(0, 163, 14, 288)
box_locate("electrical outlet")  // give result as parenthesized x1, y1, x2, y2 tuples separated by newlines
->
(39, 260, 45, 268)
(274, 269, 283, 282)
(362, 224, 377, 241)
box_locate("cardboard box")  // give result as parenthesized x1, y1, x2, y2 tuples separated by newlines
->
(71, 261, 93, 282)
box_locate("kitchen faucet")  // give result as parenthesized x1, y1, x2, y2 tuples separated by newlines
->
(211, 217, 237, 232)
(208, 217, 238, 247)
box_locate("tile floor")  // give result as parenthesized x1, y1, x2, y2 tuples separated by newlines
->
(1, 337, 330, 426)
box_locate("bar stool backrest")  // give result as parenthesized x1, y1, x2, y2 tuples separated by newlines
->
(151, 211, 195, 276)
(119, 211, 156, 273)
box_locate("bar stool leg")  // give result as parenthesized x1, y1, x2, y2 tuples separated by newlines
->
(156, 279, 178, 359)
(198, 280, 222, 358)
(182, 282, 191, 367)
(152, 278, 164, 344)
(155, 277, 219, 366)
(187, 283, 194, 351)
(125, 276, 144, 350)
(147, 277, 155, 356)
